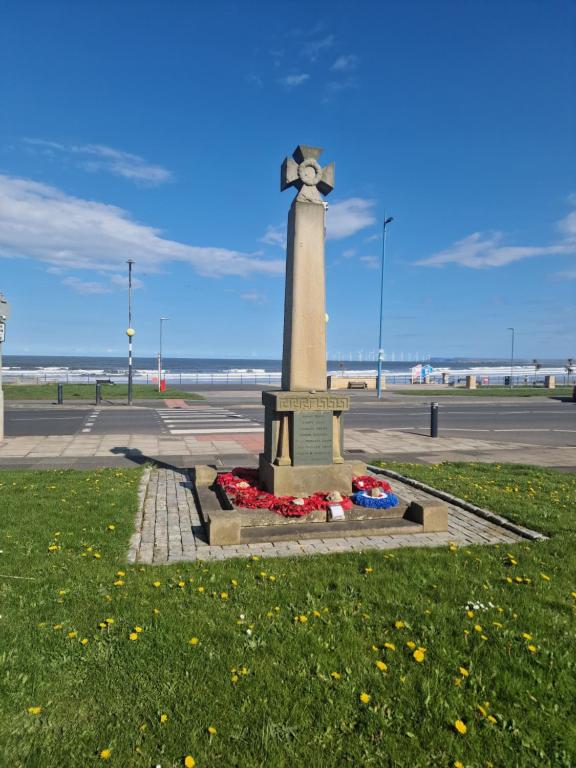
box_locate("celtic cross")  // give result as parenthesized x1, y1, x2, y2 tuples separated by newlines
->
(281, 144, 335, 204)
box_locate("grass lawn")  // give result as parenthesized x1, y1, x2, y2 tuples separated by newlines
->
(3, 383, 204, 401)
(1, 463, 575, 767)
(393, 386, 573, 398)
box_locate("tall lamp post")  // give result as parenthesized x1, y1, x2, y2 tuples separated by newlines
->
(0, 293, 10, 443)
(507, 327, 515, 389)
(377, 214, 394, 399)
(126, 260, 135, 405)
(158, 316, 168, 392)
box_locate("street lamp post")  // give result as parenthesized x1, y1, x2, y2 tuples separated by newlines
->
(158, 317, 168, 392)
(507, 327, 515, 389)
(0, 293, 10, 443)
(377, 214, 394, 399)
(126, 260, 135, 405)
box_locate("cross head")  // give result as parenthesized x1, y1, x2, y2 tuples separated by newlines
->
(281, 145, 335, 203)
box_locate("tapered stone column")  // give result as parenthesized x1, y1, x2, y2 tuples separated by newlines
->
(260, 145, 354, 496)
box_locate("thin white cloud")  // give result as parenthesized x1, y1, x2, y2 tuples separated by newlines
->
(240, 291, 269, 304)
(280, 73, 310, 87)
(23, 139, 172, 185)
(416, 202, 576, 269)
(0, 174, 284, 278)
(62, 276, 112, 294)
(360, 255, 379, 270)
(342, 248, 356, 259)
(331, 54, 358, 72)
(553, 269, 576, 280)
(302, 35, 334, 62)
(260, 224, 286, 248)
(326, 198, 377, 240)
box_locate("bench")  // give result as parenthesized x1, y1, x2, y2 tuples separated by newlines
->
(95, 379, 114, 385)
(347, 381, 368, 389)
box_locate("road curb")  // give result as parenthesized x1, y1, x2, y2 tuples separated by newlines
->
(127, 466, 151, 563)
(368, 464, 549, 542)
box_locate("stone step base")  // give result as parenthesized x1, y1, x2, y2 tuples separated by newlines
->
(240, 516, 422, 543)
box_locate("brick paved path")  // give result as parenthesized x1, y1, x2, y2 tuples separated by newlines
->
(128, 468, 538, 564)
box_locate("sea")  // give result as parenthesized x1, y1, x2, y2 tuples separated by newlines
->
(1, 355, 572, 386)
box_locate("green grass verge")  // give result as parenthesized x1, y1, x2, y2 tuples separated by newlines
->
(3, 383, 204, 400)
(0, 463, 575, 767)
(391, 386, 573, 397)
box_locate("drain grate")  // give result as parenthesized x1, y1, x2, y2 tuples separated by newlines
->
(347, 449, 367, 454)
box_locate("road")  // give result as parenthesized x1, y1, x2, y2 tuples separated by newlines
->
(4, 393, 576, 447)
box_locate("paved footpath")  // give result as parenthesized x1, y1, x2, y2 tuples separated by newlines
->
(1, 427, 574, 469)
(128, 467, 534, 564)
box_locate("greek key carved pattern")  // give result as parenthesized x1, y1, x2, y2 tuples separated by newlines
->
(276, 396, 349, 412)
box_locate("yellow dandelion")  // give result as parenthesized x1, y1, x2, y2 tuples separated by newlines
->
(449, 543, 458, 552)
(330, 671, 341, 680)
(231, 579, 238, 587)
(375, 660, 388, 671)
(178, 581, 186, 588)
(99, 748, 112, 760)
(359, 692, 371, 704)
(113, 580, 124, 587)
(406, 640, 416, 649)
(459, 666, 469, 677)
(477, 704, 488, 717)
(152, 581, 161, 588)
(454, 719, 467, 735)
(454, 762, 465, 768)
(105, 618, 114, 625)
(107, 524, 115, 530)
(453, 677, 462, 687)
(487, 715, 497, 725)
(466, 610, 474, 618)
(413, 649, 425, 663)
(231, 674, 239, 684)
(521, 632, 532, 640)
(540, 573, 550, 581)
(527, 644, 537, 653)
(53, 624, 62, 631)
(394, 620, 405, 629)
(220, 591, 229, 600)
(188, 637, 199, 646)
(27, 706, 42, 715)
(207, 725, 217, 735)
(383, 642, 395, 651)
(80, 638, 89, 646)
(473, 624, 482, 632)
(364, 567, 373, 574)
(129, 632, 139, 641)
(184, 757, 196, 768)
(197, 586, 205, 593)
(153, 608, 160, 615)
(160, 713, 168, 723)
(67, 631, 77, 639)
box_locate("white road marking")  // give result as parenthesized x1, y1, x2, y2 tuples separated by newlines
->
(170, 427, 263, 434)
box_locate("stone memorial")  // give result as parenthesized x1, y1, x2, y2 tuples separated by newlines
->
(259, 145, 355, 496)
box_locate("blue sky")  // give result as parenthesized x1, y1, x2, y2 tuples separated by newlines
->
(0, 0, 574, 360)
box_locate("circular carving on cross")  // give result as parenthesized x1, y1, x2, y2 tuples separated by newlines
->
(298, 157, 322, 186)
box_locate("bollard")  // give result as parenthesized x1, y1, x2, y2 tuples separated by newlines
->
(57, 383, 64, 405)
(430, 402, 439, 438)
(95, 383, 101, 405)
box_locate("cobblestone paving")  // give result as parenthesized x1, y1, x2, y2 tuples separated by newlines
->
(128, 468, 538, 564)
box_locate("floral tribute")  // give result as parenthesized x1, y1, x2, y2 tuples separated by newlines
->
(217, 469, 398, 518)
(352, 475, 400, 509)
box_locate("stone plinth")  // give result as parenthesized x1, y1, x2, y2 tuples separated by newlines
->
(544, 375, 555, 389)
(466, 375, 477, 390)
(260, 390, 354, 496)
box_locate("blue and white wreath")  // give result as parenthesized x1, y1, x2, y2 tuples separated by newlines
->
(352, 491, 400, 509)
